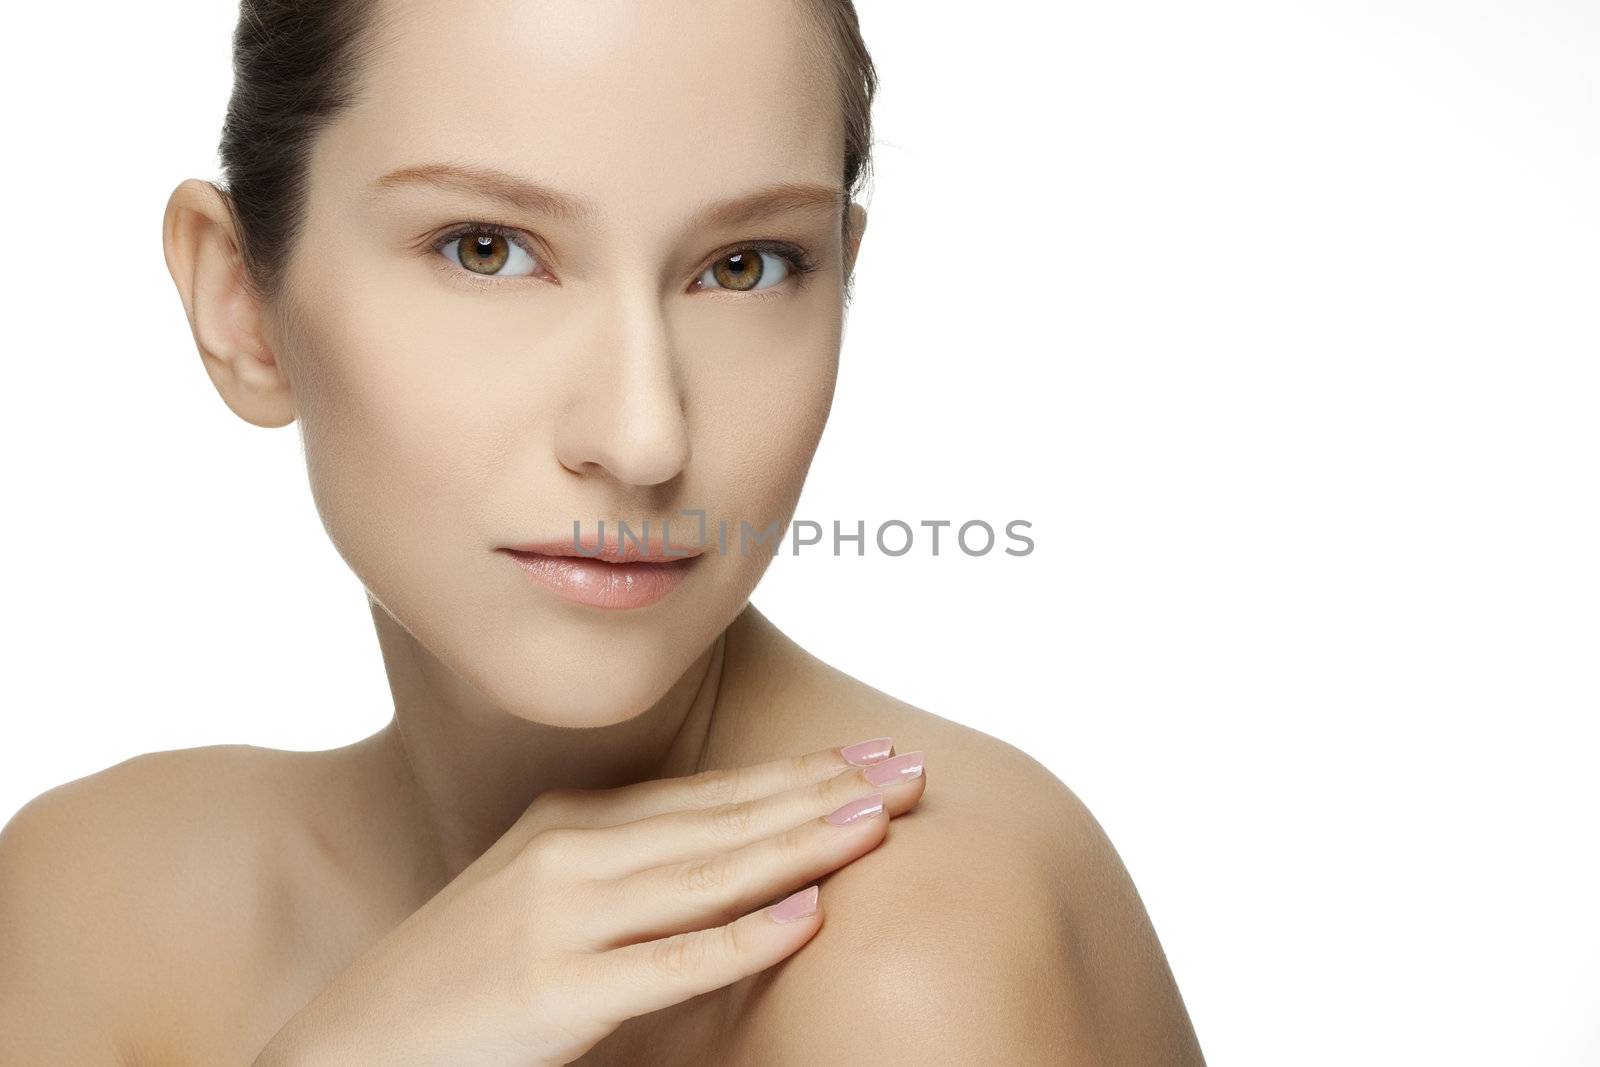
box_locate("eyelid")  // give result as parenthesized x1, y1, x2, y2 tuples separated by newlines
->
(693, 240, 819, 299)
(427, 221, 552, 284)
(423, 221, 819, 296)
(694, 238, 812, 279)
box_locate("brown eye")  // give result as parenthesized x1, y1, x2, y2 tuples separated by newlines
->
(702, 249, 791, 293)
(441, 227, 541, 278)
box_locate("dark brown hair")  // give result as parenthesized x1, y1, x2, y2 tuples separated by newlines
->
(217, 0, 878, 307)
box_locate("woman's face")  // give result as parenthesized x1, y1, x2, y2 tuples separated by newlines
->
(269, 0, 864, 726)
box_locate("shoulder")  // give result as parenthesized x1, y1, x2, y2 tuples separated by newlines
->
(0, 745, 317, 1063)
(721, 619, 1205, 1063)
(0, 744, 289, 942)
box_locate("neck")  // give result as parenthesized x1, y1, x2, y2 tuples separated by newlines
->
(366, 600, 730, 888)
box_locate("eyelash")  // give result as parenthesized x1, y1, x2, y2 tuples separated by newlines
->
(424, 221, 820, 299)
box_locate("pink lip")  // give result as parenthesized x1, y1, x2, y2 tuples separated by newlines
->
(504, 531, 704, 564)
(499, 541, 701, 610)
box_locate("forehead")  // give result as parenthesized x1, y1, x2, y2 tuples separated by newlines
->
(324, 0, 844, 214)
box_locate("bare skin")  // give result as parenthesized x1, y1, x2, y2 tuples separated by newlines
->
(0, 608, 1202, 1064)
(0, 0, 1203, 1062)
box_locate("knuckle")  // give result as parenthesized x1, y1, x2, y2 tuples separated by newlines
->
(527, 787, 579, 823)
(689, 765, 741, 806)
(651, 931, 699, 978)
(777, 821, 809, 857)
(524, 826, 584, 873)
(720, 917, 745, 961)
(771, 753, 807, 791)
(800, 749, 838, 782)
(676, 855, 729, 895)
(709, 799, 755, 841)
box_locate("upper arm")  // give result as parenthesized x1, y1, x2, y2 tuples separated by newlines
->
(0, 752, 263, 1066)
(727, 759, 1206, 1065)
(0, 779, 152, 1065)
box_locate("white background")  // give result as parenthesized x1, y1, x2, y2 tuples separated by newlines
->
(2, 2, 1596, 1063)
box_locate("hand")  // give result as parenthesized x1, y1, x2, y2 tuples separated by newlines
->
(252, 738, 925, 1066)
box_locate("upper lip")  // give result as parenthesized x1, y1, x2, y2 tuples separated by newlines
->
(502, 529, 705, 564)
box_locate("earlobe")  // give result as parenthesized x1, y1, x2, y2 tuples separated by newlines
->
(162, 178, 297, 429)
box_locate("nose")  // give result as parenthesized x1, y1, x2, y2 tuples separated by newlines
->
(552, 294, 691, 489)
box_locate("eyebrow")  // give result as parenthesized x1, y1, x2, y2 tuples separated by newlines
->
(370, 162, 846, 229)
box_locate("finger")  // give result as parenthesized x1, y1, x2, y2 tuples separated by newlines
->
(591, 884, 824, 1026)
(584, 750, 926, 878)
(542, 737, 897, 828)
(585, 787, 891, 947)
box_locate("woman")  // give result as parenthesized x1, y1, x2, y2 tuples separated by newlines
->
(0, 1, 1204, 1063)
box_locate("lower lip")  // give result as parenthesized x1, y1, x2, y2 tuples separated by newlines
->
(500, 549, 698, 609)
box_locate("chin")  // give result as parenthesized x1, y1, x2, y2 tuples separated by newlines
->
(465, 647, 688, 728)
(359, 531, 743, 726)
(437, 604, 714, 727)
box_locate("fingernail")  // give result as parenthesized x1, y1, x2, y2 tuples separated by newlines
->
(768, 885, 820, 924)
(863, 750, 923, 787)
(841, 736, 894, 765)
(824, 791, 884, 826)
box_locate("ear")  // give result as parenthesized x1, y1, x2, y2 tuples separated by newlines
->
(162, 178, 296, 428)
(843, 200, 868, 278)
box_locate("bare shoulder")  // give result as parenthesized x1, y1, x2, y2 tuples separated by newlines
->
(0, 744, 327, 1065)
(719, 611, 1206, 1065)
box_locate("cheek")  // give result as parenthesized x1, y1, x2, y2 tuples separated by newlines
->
(682, 307, 841, 537)
(288, 280, 508, 581)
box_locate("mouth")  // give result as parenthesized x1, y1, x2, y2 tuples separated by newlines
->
(501, 533, 705, 564)
(497, 535, 703, 610)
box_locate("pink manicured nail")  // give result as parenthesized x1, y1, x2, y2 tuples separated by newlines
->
(825, 791, 884, 826)
(841, 736, 894, 766)
(863, 750, 923, 787)
(768, 885, 820, 924)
